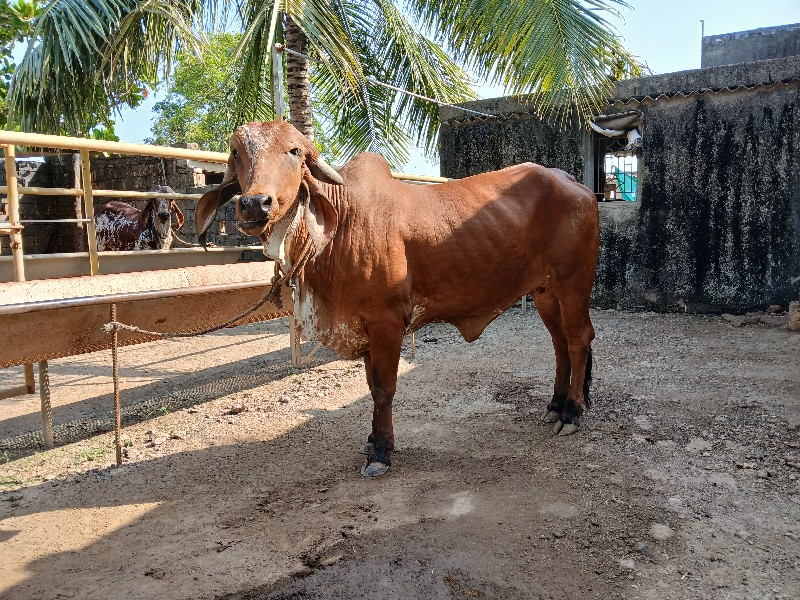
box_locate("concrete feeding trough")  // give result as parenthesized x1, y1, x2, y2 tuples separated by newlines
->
(0, 246, 262, 282)
(0, 263, 294, 454)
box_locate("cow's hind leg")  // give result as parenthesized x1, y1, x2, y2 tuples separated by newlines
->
(532, 290, 571, 425)
(556, 296, 595, 436)
(360, 321, 403, 477)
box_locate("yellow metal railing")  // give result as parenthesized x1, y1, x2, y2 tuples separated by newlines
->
(0, 132, 232, 280)
(0, 130, 445, 426)
(0, 130, 448, 281)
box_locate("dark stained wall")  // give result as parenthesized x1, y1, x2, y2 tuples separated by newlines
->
(624, 87, 800, 312)
(439, 58, 800, 313)
(440, 111, 586, 182)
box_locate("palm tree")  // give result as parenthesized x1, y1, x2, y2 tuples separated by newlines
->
(8, 0, 640, 166)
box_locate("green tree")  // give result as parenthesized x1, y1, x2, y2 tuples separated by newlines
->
(148, 32, 243, 152)
(0, 0, 38, 128)
(8, 1, 641, 166)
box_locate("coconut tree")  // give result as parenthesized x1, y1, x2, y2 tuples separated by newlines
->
(8, 0, 640, 166)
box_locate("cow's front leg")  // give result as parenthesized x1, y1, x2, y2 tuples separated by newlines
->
(360, 322, 403, 477)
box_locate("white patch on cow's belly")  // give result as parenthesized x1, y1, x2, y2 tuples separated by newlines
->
(408, 304, 426, 331)
(294, 287, 367, 358)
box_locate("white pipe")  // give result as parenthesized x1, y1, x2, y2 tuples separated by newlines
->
(588, 121, 625, 137)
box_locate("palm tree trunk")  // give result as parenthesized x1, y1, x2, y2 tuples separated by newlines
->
(284, 15, 314, 141)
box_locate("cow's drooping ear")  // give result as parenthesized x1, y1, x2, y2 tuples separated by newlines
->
(196, 164, 241, 249)
(302, 178, 338, 257)
(170, 200, 185, 230)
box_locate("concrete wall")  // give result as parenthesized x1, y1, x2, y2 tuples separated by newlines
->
(440, 101, 587, 183)
(702, 23, 800, 68)
(439, 56, 800, 313)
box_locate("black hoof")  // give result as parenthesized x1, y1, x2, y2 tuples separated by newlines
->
(361, 461, 390, 477)
(542, 409, 561, 423)
(557, 422, 580, 436)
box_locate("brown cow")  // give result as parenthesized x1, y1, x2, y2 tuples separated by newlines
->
(196, 121, 599, 477)
(95, 186, 185, 251)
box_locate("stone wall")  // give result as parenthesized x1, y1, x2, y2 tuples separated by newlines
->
(439, 56, 800, 313)
(1, 154, 264, 261)
(0, 159, 79, 255)
(440, 107, 586, 183)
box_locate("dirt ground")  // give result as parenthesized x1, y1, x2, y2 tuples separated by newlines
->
(0, 306, 798, 600)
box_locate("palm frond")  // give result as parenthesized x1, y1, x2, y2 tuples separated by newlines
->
(232, 0, 275, 123)
(313, 60, 411, 168)
(406, 0, 642, 123)
(9, 0, 212, 134)
(369, 0, 476, 154)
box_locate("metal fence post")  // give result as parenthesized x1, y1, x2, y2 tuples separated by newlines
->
(38, 360, 54, 449)
(272, 44, 285, 121)
(79, 150, 100, 276)
(289, 314, 302, 368)
(4, 143, 37, 395)
(24, 364, 35, 393)
(4, 144, 25, 282)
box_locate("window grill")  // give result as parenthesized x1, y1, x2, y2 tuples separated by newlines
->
(593, 134, 638, 202)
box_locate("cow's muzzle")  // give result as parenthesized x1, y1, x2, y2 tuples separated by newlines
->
(237, 194, 272, 233)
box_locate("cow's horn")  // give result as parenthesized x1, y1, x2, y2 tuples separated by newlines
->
(309, 156, 344, 185)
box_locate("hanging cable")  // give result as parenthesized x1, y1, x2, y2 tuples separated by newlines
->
(275, 45, 496, 119)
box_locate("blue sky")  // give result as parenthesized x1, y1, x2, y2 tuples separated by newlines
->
(113, 0, 800, 175)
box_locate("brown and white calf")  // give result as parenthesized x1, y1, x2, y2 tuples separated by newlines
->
(196, 121, 600, 477)
(95, 186, 185, 251)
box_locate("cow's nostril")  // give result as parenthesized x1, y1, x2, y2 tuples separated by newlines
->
(240, 195, 272, 220)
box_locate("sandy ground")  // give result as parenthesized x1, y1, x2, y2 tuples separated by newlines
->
(0, 306, 798, 600)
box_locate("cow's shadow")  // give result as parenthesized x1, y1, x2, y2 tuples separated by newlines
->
(0, 313, 571, 600)
(0, 348, 489, 599)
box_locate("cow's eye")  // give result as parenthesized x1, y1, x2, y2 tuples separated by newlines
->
(289, 147, 302, 156)
(231, 148, 239, 161)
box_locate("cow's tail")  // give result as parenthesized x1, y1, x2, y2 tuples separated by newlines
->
(583, 345, 593, 409)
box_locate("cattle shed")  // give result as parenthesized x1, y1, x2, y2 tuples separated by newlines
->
(439, 24, 800, 314)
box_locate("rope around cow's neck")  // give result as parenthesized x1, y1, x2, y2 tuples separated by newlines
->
(104, 179, 317, 340)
